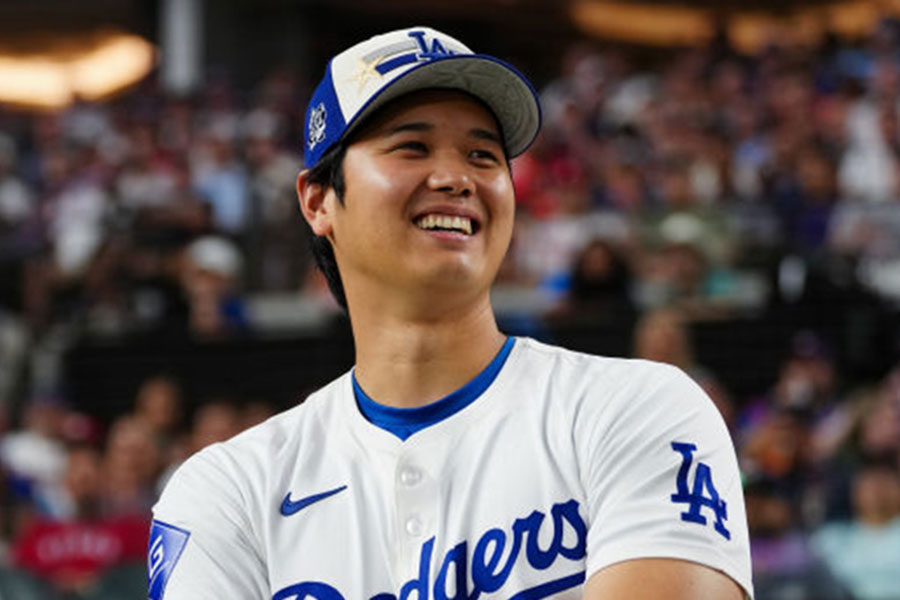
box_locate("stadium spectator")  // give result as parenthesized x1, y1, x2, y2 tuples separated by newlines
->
(745, 476, 851, 600)
(132, 375, 184, 458)
(101, 416, 159, 517)
(192, 124, 250, 237)
(0, 397, 68, 519)
(189, 399, 243, 454)
(546, 237, 635, 322)
(811, 458, 900, 599)
(179, 235, 247, 338)
(632, 307, 696, 372)
(242, 109, 306, 291)
(11, 445, 148, 595)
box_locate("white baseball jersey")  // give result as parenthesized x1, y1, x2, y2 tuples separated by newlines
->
(149, 337, 753, 599)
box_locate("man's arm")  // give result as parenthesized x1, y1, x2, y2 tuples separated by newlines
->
(150, 449, 268, 599)
(577, 362, 754, 598)
(584, 558, 745, 600)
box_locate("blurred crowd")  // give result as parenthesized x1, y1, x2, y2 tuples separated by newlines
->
(0, 375, 273, 597)
(1, 17, 900, 599)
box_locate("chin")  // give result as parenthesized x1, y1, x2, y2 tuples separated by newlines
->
(417, 261, 486, 291)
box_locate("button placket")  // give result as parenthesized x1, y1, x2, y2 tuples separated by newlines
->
(404, 515, 424, 537)
(394, 456, 436, 555)
(399, 466, 423, 487)
(391, 437, 452, 582)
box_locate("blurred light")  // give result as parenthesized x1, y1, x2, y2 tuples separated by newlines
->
(0, 58, 71, 108)
(571, 0, 900, 53)
(0, 31, 155, 110)
(570, 1, 712, 47)
(826, 1, 884, 37)
(71, 35, 155, 101)
(729, 1, 884, 54)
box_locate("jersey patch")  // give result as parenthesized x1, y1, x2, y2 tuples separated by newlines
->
(148, 520, 191, 600)
(670, 441, 730, 540)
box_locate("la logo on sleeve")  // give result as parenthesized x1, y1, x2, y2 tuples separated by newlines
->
(670, 441, 731, 540)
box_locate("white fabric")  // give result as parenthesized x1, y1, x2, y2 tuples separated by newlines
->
(331, 27, 471, 120)
(153, 337, 753, 599)
(321, 27, 539, 161)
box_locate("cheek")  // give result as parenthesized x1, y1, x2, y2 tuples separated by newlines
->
(483, 171, 515, 216)
(344, 148, 420, 203)
(340, 153, 421, 230)
(348, 155, 397, 197)
(486, 175, 516, 243)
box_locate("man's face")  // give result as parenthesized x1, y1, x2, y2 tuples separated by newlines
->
(317, 90, 515, 310)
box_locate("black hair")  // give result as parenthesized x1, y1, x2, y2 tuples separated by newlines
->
(303, 142, 349, 312)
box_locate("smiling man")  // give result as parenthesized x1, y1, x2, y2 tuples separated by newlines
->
(149, 27, 754, 599)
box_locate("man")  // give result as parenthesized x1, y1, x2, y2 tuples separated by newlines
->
(150, 27, 753, 599)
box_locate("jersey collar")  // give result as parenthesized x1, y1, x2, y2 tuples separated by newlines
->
(352, 337, 516, 441)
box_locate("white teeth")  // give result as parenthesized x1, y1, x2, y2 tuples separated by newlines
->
(416, 214, 473, 235)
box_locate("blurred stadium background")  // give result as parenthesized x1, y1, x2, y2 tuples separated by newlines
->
(0, 0, 900, 598)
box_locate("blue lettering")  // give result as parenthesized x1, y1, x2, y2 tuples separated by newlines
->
(521, 511, 556, 570)
(671, 442, 696, 498)
(273, 498, 588, 600)
(670, 442, 730, 540)
(553, 500, 587, 560)
(273, 581, 344, 600)
(434, 541, 467, 600)
(429, 38, 448, 56)
(471, 529, 506, 593)
(407, 30, 454, 62)
(399, 537, 433, 600)
(408, 31, 430, 54)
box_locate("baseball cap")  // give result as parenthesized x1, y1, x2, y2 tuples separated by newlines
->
(187, 235, 244, 279)
(303, 26, 542, 169)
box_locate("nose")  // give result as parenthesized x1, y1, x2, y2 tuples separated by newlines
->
(426, 157, 474, 198)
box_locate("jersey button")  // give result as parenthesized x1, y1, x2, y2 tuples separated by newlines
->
(399, 466, 422, 487)
(405, 516, 423, 537)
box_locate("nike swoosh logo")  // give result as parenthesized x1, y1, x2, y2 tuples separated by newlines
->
(280, 485, 347, 516)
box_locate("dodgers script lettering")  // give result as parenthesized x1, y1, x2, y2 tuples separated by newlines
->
(272, 499, 587, 600)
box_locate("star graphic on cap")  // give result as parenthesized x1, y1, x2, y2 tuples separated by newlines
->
(348, 56, 385, 93)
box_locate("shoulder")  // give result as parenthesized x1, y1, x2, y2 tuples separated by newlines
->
(515, 336, 683, 379)
(513, 336, 699, 413)
(155, 373, 349, 519)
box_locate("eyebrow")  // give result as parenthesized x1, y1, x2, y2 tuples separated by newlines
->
(384, 122, 503, 146)
(469, 128, 503, 146)
(384, 122, 432, 136)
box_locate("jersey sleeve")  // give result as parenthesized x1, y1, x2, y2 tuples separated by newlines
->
(580, 362, 754, 599)
(149, 447, 268, 599)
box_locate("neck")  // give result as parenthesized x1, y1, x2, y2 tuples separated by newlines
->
(349, 293, 506, 409)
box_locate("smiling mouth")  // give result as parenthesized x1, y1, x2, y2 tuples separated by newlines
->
(414, 214, 477, 236)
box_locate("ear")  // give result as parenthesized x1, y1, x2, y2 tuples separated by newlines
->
(297, 170, 335, 238)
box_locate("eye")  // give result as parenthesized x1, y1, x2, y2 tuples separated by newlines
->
(470, 149, 501, 164)
(393, 141, 428, 153)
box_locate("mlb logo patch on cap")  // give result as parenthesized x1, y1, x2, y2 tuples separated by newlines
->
(303, 26, 541, 168)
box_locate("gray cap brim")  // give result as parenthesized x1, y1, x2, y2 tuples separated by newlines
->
(343, 54, 542, 158)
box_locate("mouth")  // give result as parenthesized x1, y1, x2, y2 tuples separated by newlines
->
(413, 213, 480, 236)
